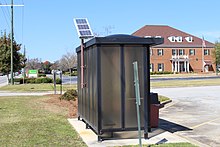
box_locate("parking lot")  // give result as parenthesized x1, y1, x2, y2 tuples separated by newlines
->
(152, 86, 220, 146)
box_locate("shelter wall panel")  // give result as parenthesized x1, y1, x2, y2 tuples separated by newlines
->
(100, 46, 121, 129)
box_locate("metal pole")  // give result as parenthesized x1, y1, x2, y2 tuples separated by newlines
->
(133, 61, 142, 147)
(10, 0, 14, 85)
(60, 71, 62, 95)
(69, 67, 71, 85)
(23, 46, 26, 84)
(53, 71, 56, 94)
(202, 44, 204, 72)
(80, 39, 84, 88)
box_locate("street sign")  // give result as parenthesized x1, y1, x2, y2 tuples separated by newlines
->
(28, 70, 38, 78)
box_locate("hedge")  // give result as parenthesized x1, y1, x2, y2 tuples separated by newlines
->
(11, 77, 61, 84)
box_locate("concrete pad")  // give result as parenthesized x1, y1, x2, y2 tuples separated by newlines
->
(68, 118, 190, 147)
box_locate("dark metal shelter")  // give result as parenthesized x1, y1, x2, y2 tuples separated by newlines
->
(76, 34, 163, 141)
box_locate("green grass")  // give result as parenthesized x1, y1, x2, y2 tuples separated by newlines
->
(0, 83, 77, 92)
(158, 95, 170, 102)
(151, 79, 220, 88)
(0, 96, 86, 146)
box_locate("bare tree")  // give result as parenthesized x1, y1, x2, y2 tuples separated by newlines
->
(50, 60, 60, 70)
(25, 58, 42, 70)
(58, 52, 77, 72)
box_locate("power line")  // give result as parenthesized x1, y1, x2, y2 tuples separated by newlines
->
(21, 0, 24, 51)
(0, 1, 10, 29)
(3, 0, 10, 17)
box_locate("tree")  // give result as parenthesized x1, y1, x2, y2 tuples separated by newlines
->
(42, 61, 52, 74)
(58, 52, 77, 72)
(25, 58, 42, 70)
(50, 60, 60, 70)
(0, 32, 24, 81)
(214, 42, 220, 65)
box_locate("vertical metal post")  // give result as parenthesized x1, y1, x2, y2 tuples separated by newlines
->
(145, 46, 151, 135)
(120, 45, 125, 129)
(133, 61, 142, 147)
(60, 71, 62, 95)
(81, 39, 84, 88)
(23, 46, 26, 84)
(10, 0, 14, 85)
(53, 71, 56, 94)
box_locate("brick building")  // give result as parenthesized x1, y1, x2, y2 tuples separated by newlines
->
(133, 25, 216, 73)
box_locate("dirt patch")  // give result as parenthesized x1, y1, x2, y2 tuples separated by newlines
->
(43, 94, 78, 118)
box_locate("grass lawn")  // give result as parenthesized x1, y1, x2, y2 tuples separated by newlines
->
(0, 96, 86, 146)
(0, 83, 77, 92)
(0, 96, 197, 147)
(151, 79, 220, 88)
(158, 95, 170, 102)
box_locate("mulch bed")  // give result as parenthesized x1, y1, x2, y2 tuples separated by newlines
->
(44, 94, 78, 118)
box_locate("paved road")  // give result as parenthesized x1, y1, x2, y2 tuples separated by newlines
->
(0, 76, 8, 87)
(62, 76, 77, 84)
(151, 75, 220, 81)
(152, 86, 220, 146)
(47, 74, 77, 84)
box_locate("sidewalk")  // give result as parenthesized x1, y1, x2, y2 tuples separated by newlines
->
(0, 91, 53, 96)
(68, 118, 190, 147)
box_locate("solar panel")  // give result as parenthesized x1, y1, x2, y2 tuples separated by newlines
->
(74, 18, 94, 38)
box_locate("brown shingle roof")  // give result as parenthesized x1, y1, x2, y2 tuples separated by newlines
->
(132, 25, 214, 48)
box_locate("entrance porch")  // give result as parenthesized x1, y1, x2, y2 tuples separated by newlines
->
(171, 55, 190, 73)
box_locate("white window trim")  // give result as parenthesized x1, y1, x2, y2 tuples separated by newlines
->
(158, 49, 163, 56)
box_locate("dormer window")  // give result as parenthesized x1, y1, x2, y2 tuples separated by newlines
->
(185, 36, 193, 42)
(168, 36, 175, 42)
(155, 36, 162, 38)
(144, 36, 152, 38)
(176, 36, 183, 42)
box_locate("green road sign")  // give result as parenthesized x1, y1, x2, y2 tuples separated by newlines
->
(28, 70, 38, 74)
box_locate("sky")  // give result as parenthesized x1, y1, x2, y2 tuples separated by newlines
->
(1, 0, 220, 62)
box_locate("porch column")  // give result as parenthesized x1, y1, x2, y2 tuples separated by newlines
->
(172, 61, 174, 72)
(177, 60, 180, 72)
(184, 61, 187, 72)
(187, 61, 190, 72)
(175, 61, 177, 72)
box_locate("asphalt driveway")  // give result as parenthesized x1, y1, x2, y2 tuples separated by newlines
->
(152, 86, 220, 146)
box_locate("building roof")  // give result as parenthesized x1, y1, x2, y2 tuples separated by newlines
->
(76, 34, 164, 52)
(132, 25, 214, 48)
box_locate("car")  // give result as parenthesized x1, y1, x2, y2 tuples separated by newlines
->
(217, 65, 220, 71)
(0, 73, 4, 76)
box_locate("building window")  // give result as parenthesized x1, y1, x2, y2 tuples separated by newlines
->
(185, 36, 193, 42)
(179, 49, 185, 55)
(158, 63, 164, 72)
(150, 49, 153, 56)
(172, 49, 177, 55)
(168, 36, 175, 42)
(176, 36, 183, 42)
(189, 49, 195, 55)
(204, 49, 210, 55)
(157, 49, 163, 56)
(150, 63, 154, 72)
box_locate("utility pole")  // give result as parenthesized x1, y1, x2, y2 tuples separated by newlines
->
(0, 1, 24, 85)
(23, 46, 26, 84)
(10, 0, 14, 85)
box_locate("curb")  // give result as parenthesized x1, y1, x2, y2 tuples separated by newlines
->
(159, 100, 172, 108)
